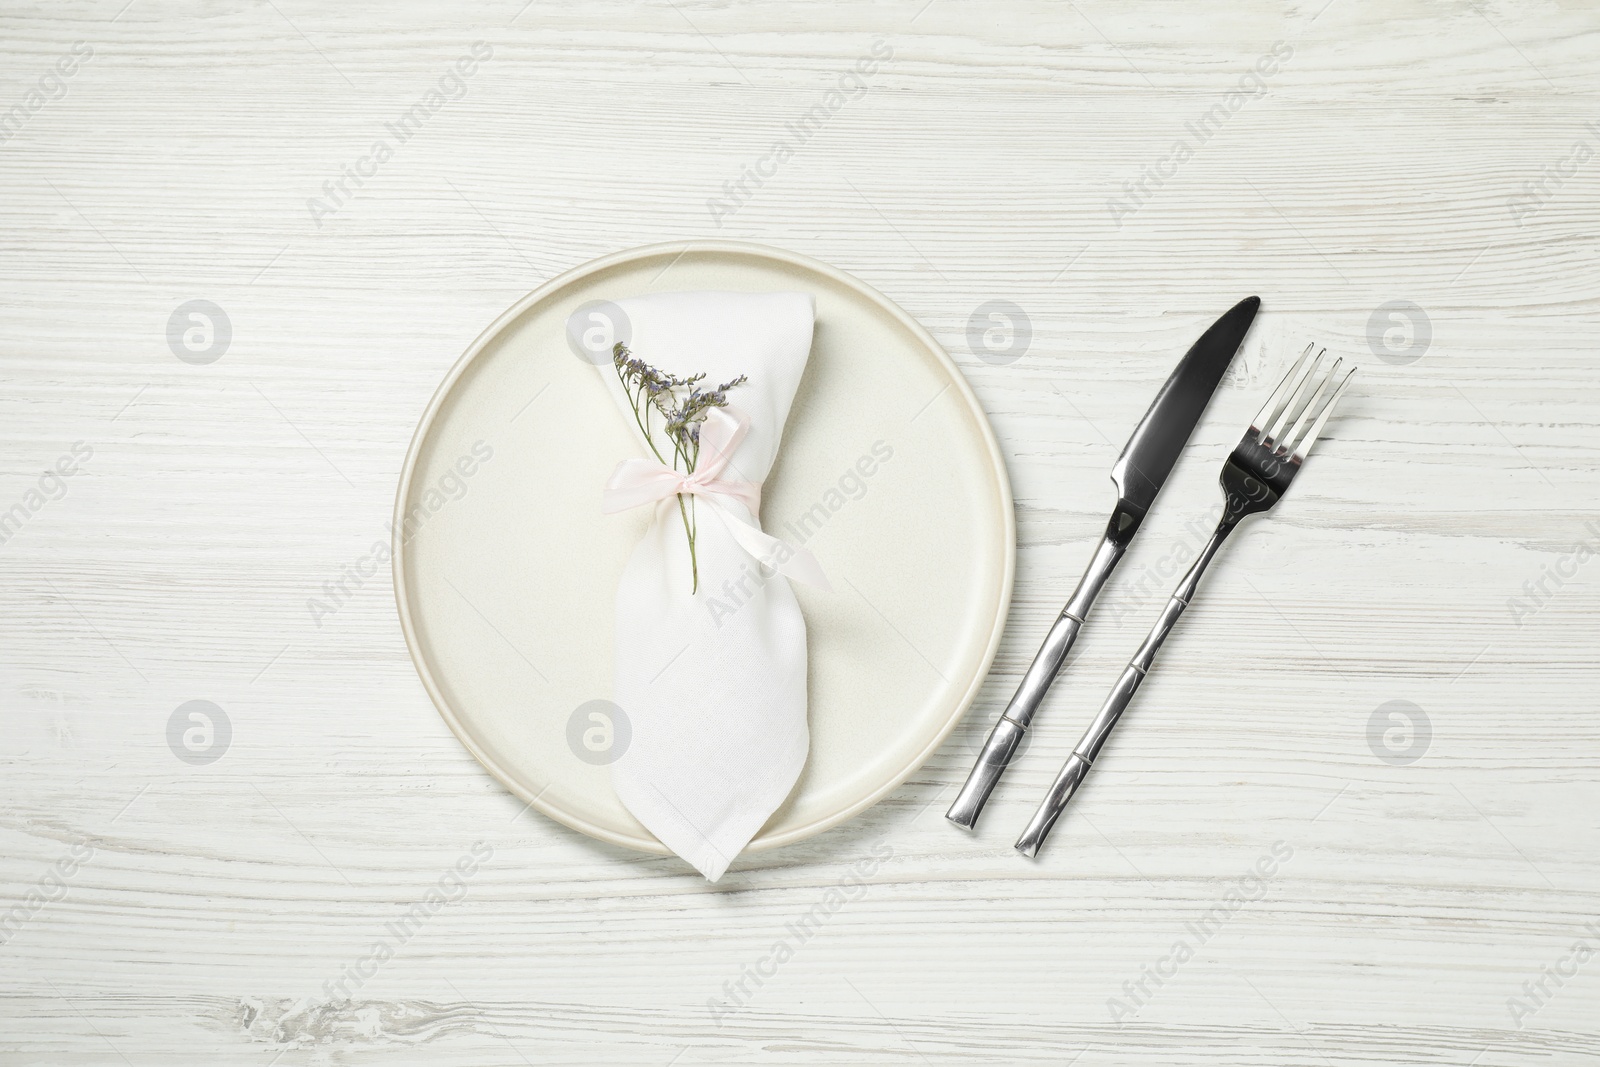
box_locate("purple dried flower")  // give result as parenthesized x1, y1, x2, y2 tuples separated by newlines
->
(611, 342, 749, 593)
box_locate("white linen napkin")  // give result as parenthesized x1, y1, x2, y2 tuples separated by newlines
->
(582, 290, 822, 880)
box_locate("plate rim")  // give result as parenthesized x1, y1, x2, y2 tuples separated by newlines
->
(392, 239, 1015, 856)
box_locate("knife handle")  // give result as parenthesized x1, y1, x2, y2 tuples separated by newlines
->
(946, 611, 1083, 828)
(1015, 517, 1236, 858)
(946, 517, 1131, 830)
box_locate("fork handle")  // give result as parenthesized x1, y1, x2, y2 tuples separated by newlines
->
(1015, 517, 1237, 858)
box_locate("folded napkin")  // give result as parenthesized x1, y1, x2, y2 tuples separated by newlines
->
(582, 290, 823, 880)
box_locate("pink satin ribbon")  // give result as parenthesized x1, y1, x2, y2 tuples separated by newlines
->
(602, 407, 830, 589)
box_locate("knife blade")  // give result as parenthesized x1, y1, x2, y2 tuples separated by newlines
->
(946, 295, 1260, 830)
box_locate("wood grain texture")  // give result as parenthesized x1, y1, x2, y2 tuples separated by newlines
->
(2, 0, 1598, 1063)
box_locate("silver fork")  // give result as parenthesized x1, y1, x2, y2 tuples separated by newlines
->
(1014, 345, 1357, 858)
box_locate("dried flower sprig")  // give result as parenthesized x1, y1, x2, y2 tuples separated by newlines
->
(613, 341, 748, 593)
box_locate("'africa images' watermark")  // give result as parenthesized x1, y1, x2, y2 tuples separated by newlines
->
(0, 842, 94, 946)
(1106, 840, 1293, 1025)
(308, 440, 493, 627)
(1506, 519, 1600, 629)
(1105, 501, 1227, 629)
(0, 442, 94, 548)
(1506, 122, 1600, 227)
(706, 840, 894, 1025)
(704, 440, 894, 628)
(1508, 920, 1600, 1029)
(306, 42, 493, 228)
(707, 38, 894, 227)
(322, 841, 493, 1001)
(1107, 41, 1292, 229)
(0, 41, 93, 146)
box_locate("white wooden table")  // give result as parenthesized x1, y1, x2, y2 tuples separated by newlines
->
(3, 2, 1597, 1063)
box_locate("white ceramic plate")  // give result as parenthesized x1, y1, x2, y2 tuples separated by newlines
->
(394, 241, 1013, 856)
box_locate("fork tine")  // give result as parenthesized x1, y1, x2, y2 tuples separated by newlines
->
(1286, 363, 1357, 461)
(1253, 343, 1315, 433)
(1277, 357, 1343, 455)
(1263, 347, 1328, 446)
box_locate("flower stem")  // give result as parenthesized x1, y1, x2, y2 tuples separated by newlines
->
(678, 493, 697, 593)
(611, 343, 742, 597)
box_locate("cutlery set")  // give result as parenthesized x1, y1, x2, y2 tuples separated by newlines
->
(949, 298, 1356, 858)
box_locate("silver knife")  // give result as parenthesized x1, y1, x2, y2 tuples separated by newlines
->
(946, 296, 1260, 830)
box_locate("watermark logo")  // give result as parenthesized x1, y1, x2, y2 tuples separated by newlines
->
(168, 700, 231, 766)
(966, 300, 1031, 366)
(1366, 699, 1429, 765)
(565, 300, 631, 365)
(167, 299, 231, 365)
(1366, 300, 1430, 366)
(567, 700, 630, 765)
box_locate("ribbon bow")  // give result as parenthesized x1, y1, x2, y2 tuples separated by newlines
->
(602, 407, 830, 590)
